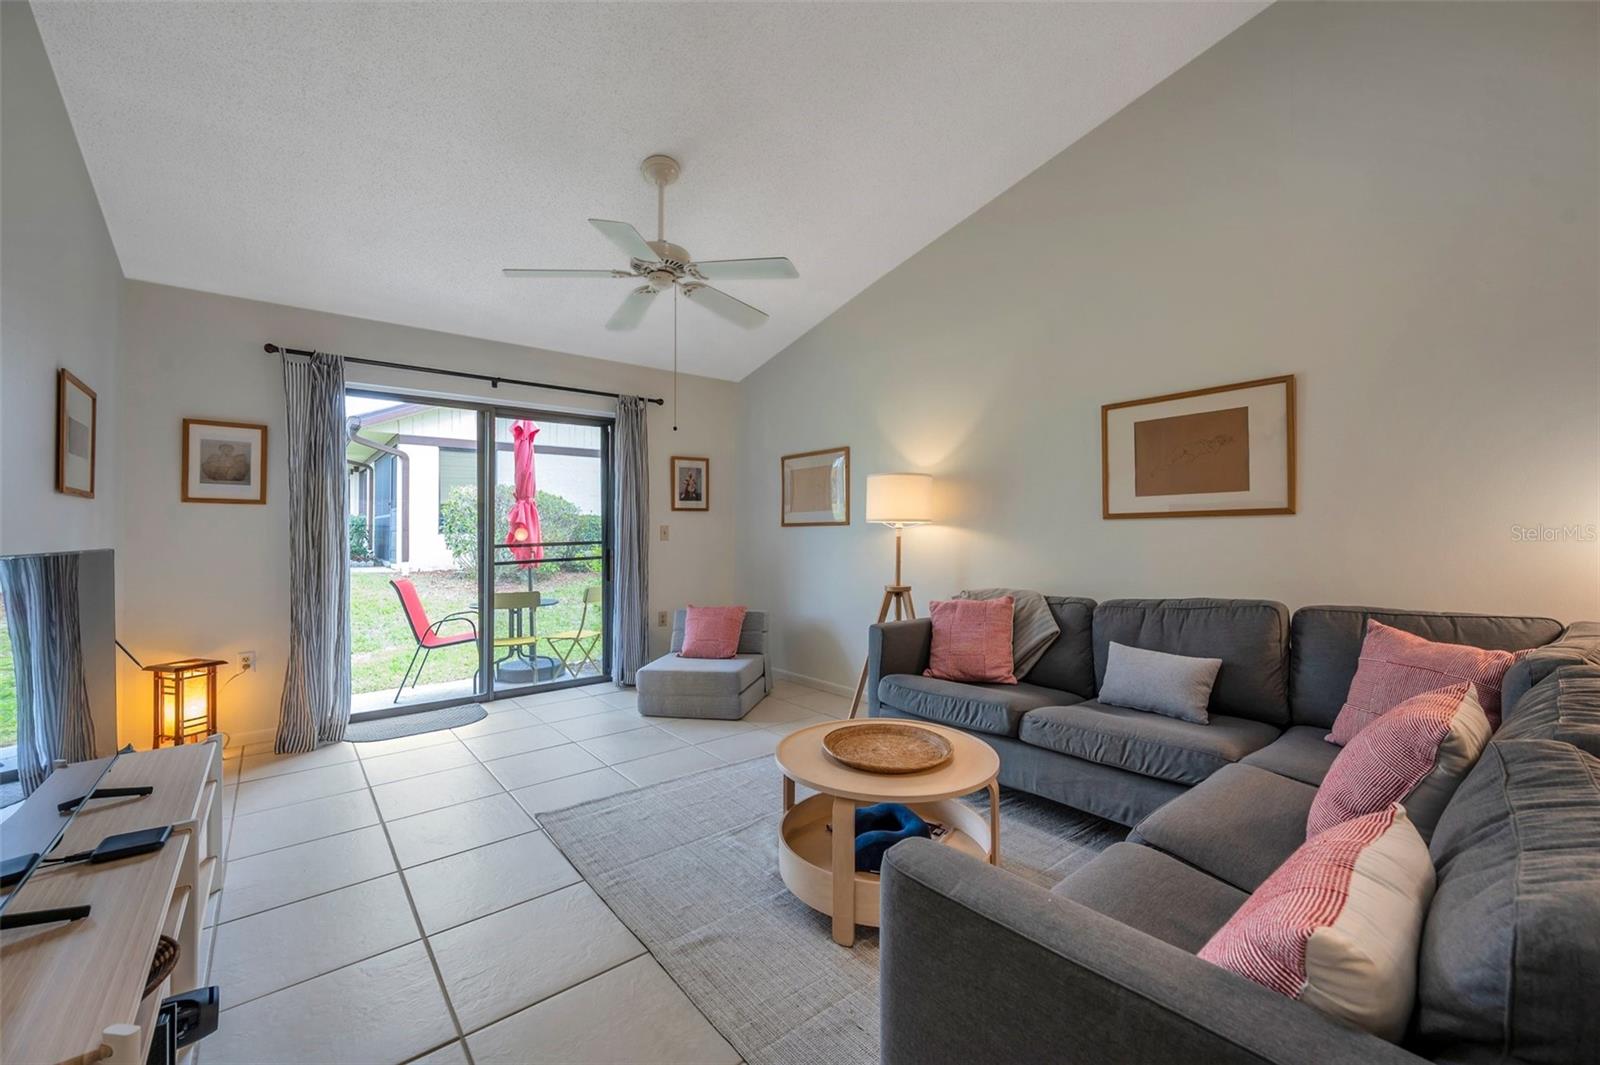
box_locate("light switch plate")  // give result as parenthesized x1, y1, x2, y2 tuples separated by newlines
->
(659, 524, 670, 541)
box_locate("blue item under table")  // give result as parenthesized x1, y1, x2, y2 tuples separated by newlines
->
(854, 802, 931, 873)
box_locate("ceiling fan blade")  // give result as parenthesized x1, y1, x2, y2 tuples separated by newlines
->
(691, 257, 799, 281)
(606, 285, 659, 331)
(502, 268, 634, 279)
(589, 218, 658, 263)
(682, 283, 768, 328)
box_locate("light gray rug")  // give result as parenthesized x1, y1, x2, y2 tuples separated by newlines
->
(540, 756, 1124, 1065)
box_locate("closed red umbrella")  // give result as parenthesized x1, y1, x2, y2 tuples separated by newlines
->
(507, 421, 543, 568)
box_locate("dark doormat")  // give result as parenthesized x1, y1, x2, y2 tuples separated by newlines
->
(346, 703, 487, 742)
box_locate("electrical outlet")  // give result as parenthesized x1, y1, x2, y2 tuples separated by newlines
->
(657, 611, 668, 628)
(659, 524, 670, 541)
(239, 650, 256, 672)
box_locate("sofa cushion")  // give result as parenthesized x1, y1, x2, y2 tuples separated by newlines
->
(1502, 622, 1600, 714)
(877, 675, 1076, 737)
(1019, 701, 1279, 786)
(1309, 682, 1491, 842)
(1052, 842, 1247, 953)
(1242, 726, 1338, 786)
(1093, 599, 1290, 726)
(1418, 740, 1600, 1063)
(925, 597, 1017, 684)
(635, 652, 765, 695)
(1287, 606, 1562, 729)
(1495, 664, 1600, 756)
(1019, 596, 1097, 698)
(1129, 764, 1318, 892)
(1098, 642, 1222, 724)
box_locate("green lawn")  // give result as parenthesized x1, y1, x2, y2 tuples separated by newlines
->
(0, 603, 15, 746)
(350, 567, 605, 698)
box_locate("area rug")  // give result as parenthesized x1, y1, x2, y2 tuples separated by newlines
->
(539, 756, 1124, 1065)
(345, 703, 486, 741)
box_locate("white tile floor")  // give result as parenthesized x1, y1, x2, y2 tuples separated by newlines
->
(202, 680, 849, 1065)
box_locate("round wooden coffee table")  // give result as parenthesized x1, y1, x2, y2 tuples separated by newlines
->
(775, 719, 1000, 946)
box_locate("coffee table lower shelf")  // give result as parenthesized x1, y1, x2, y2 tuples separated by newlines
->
(778, 792, 992, 934)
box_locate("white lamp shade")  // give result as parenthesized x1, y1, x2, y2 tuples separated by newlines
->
(866, 473, 933, 526)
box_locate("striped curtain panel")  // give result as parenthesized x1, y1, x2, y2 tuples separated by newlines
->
(611, 396, 650, 685)
(276, 352, 352, 753)
(0, 554, 96, 794)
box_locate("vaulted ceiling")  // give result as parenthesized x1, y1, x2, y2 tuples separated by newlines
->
(34, 1, 1264, 379)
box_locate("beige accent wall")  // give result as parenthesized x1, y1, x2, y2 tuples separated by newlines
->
(735, 1, 1600, 691)
(117, 281, 740, 744)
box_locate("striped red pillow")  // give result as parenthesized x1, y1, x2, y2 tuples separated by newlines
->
(1327, 621, 1521, 745)
(1308, 682, 1491, 841)
(680, 605, 747, 659)
(1199, 804, 1436, 1041)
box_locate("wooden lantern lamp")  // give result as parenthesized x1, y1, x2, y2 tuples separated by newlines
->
(848, 473, 934, 718)
(147, 658, 226, 747)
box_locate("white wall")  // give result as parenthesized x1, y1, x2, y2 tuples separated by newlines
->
(117, 281, 740, 743)
(0, 1, 124, 556)
(736, 1, 1600, 691)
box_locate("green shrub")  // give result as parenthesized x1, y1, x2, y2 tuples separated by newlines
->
(439, 485, 599, 575)
(348, 515, 372, 562)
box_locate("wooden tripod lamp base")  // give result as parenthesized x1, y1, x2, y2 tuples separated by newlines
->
(848, 582, 917, 718)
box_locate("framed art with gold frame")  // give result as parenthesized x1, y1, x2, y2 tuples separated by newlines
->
(56, 368, 98, 498)
(781, 446, 850, 526)
(182, 418, 269, 504)
(671, 455, 709, 511)
(1102, 375, 1295, 519)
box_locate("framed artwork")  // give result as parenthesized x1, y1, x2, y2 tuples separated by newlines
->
(1102, 375, 1295, 519)
(670, 456, 709, 511)
(781, 446, 850, 526)
(183, 418, 269, 505)
(56, 369, 98, 498)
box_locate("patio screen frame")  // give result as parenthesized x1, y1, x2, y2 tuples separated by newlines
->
(346, 386, 614, 724)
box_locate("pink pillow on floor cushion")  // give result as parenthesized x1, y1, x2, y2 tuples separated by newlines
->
(1308, 682, 1491, 841)
(679, 605, 747, 659)
(1199, 804, 1436, 1041)
(924, 597, 1017, 685)
(1327, 621, 1522, 745)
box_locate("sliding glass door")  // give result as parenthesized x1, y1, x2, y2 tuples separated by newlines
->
(345, 390, 611, 719)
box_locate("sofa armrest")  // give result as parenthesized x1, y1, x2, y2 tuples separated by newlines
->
(1504, 621, 1600, 716)
(879, 839, 1422, 1065)
(867, 619, 933, 713)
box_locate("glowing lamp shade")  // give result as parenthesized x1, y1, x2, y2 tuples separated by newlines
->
(147, 658, 225, 748)
(866, 474, 933, 527)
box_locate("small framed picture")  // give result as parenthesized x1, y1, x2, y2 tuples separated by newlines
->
(1102, 375, 1295, 519)
(781, 446, 850, 526)
(56, 368, 98, 498)
(183, 418, 269, 505)
(671, 456, 709, 511)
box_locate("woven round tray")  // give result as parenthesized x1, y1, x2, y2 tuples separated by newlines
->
(821, 722, 953, 774)
(144, 935, 180, 998)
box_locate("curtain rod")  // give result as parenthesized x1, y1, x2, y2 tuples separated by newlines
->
(262, 344, 665, 405)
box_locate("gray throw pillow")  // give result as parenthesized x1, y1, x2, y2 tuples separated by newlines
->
(1098, 642, 1222, 724)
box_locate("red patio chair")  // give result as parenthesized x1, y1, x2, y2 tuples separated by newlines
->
(390, 578, 478, 703)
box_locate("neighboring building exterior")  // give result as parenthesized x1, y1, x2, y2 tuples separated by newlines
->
(346, 403, 603, 571)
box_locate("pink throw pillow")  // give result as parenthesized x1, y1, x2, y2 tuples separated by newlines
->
(1327, 621, 1521, 744)
(680, 605, 747, 659)
(1308, 682, 1491, 841)
(924, 597, 1017, 685)
(1199, 804, 1435, 1040)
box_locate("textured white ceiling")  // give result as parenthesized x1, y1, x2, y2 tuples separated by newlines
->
(34, 2, 1264, 380)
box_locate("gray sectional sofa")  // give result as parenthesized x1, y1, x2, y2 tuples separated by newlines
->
(868, 599, 1600, 1064)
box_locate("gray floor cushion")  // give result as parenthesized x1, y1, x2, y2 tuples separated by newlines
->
(1240, 725, 1338, 786)
(877, 675, 1078, 737)
(1052, 841, 1247, 953)
(636, 652, 765, 694)
(1128, 763, 1317, 892)
(1019, 700, 1279, 786)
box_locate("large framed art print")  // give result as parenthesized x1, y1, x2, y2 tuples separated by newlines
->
(1102, 375, 1295, 519)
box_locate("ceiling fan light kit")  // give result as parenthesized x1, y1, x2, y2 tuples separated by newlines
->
(502, 154, 798, 332)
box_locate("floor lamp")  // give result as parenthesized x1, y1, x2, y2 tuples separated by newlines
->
(849, 473, 933, 718)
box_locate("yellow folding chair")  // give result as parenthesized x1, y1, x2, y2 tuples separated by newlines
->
(548, 586, 604, 677)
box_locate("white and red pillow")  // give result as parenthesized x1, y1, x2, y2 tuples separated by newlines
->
(924, 597, 1017, 685)
(679, 605, 747, 659)
(1327, 621, 1522, 744)
(1308, 682, 1491, 841)
(1199, 804, 1436, 1041)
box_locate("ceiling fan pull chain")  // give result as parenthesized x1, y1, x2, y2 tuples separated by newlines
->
(657, 178, 666, 243)
(672, 285, 679, 431)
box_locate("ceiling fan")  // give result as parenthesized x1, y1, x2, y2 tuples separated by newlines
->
(502, 155, 798, 331)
